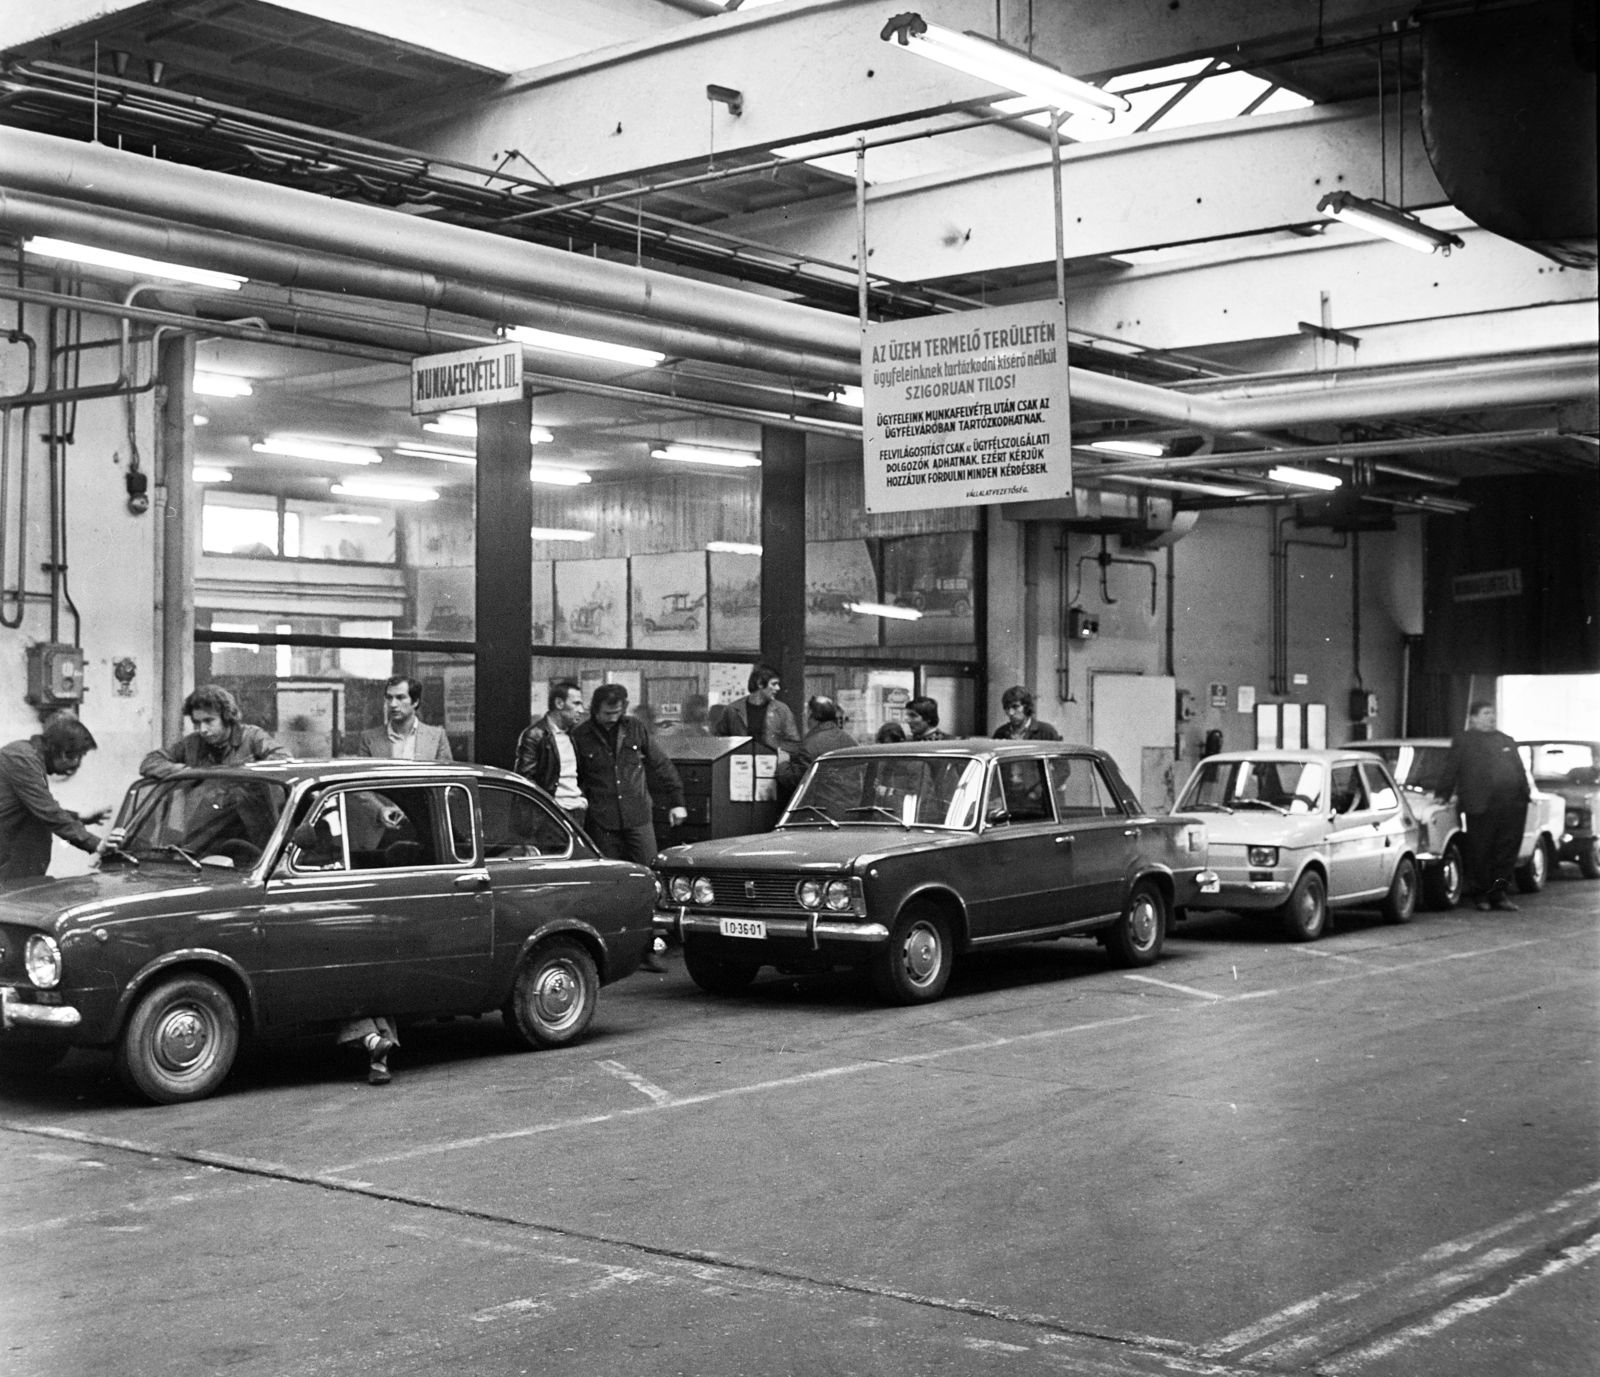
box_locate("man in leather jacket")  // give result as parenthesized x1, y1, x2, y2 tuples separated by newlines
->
(514, 679, 587, 826)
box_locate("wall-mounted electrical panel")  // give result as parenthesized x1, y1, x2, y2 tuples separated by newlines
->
(26, 642, 85, 708)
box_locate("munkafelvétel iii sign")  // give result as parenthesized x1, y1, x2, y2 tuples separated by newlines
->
(410, 342, 523, 415)
(862, 300, 1070, 513)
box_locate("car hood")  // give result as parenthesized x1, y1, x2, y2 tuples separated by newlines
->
(0, 865, 246, 934)
(1537, 782, 1599, 809)
(1173, 810, 1330, 848)
(656, 826, 972, 871)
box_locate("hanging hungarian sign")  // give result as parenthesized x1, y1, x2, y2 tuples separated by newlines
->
(861, 300, 1071, 514)
(410, 343, 523, 415)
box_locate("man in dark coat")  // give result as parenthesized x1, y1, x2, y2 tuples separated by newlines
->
(141, 684, 289, 778)
(0, 715, 107, 879)
(778, 696, 857, 794)
(514, 679, 588, 827)
(709, 664, 802, 758)
(1436, 700, 1531, 911)
(993, 685, 1061, 741)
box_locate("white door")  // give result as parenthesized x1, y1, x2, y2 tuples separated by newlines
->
(1091, 673, 1176, 810)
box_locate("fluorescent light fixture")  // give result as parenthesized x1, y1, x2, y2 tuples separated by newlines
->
(322, 513, 384, 524)
(845, 600, 923, 621)
(193, 415, 209, 426)
(832, 385, 864, 409)
(422, 414, 554, 443)
(1267, 465, 1343, 491)
(191, 466, 232, 483)
(1088, 438, 1166, 458)
(707, 540, 763, 555)
(253, 437, 382, 466)
(193, 371, 253, 398)
(506, 324, 665, 369)
(330, 478, 439, 502)
(652, 444, 761, 468)
(528, 464, 592, 486)
(531, 527, 597, 542)
(1316, 192, 1465, 255)
(882, 18, 1130, 122)
(23, 236, 247, 290)
(393, 442, 476, 464)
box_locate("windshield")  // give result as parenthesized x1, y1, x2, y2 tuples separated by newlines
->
(1179, 759, 1326, 814)
(784, 755, 985, 829)
(1368, 745, 1452, 792)
(119, 777, 290, 867)
(1521, 742, 1600, 787)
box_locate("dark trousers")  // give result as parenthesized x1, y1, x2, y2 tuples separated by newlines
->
(1463, 804, 1525, 898)
(586, 818, 659, 866)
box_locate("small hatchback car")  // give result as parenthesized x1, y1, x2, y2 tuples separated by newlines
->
(1519, 740, 1600, 881)
(653, 741, 1212, 1004)
(1174, 749, 1423, 940)
(0, 761, 655, 1103)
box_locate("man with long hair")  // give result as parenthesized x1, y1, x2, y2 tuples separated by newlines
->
(141, 684, 289, 778)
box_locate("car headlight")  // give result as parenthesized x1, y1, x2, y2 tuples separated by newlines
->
(1568, 809, 1590, 830)
(797, 879, 824, 909)
(691, 876, 715, 906)
(653, 876, 667, 906)
(669, 874, 693, 904)
(24, 934, 62, 989)
(824, 878, 853, 911)
(1248, 846, 1280, 867)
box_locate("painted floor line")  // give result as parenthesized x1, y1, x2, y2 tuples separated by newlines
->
(1320, 1227, 1600, 1373)
(1122, 974, 1225, 1001)
(594, 1059, 674, 1104)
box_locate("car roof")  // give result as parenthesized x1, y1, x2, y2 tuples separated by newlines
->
(1361, 738, 1451, 748)
(1195, 748, 1386, 765)
(1517, 739, 1599, 748)
(148, 759, 530, 787)
(822, 739, 1110, 763)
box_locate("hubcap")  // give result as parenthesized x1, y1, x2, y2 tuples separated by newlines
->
(903, 923, 941, 985)
(532, 962, 582, 1028)
(1443, 854, 1461, 899)
(1129, 896, 1158, 948)
(154, 1006, 211, 1073)
(1531, 846, 1547, 884)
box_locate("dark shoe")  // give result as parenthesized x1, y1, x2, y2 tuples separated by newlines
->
(1490, 895, 1520, 912)
(364, 1033, 395, 1085)
(639, 950, 667, 974)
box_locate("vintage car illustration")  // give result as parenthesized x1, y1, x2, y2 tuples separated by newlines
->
(1364, 738, 1569, 904)
(642, 590, 705, 634)
(653, 741, 1213, 1005)
(1173, 749, 1423, 939)
(0, 761, 655, 1103)
(1518, 739, 1600, 880)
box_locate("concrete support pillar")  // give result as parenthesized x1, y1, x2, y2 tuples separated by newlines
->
(474, 396, 533, 768)
(158, 334, 195, 744)
(758, 425, 806, 716)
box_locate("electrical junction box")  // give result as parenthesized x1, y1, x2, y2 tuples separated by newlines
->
(26, 642, 85, 707)
(1067, 607, 1100, 640)
(1176, 688, 1196, 722)
(1348, 688, 1379, 721)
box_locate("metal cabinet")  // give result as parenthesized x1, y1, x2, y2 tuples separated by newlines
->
(653, 734, 781, 843)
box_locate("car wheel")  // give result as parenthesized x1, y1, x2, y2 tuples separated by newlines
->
(1579, 838, 1600, 881)
(683, 941, 761, 995)
(504, 938, 599, 1049)
(1381, 856, 1419, 924)
(870, 903, 953, 1004)
(0, 1042, 70, 1077)
(1279, 870, 1328, 942)
(1105, 880, 1167, 967)
(1515, 839, 1550, 894)
(1423, 839, 1464, 910)
(115, 973, 239, 1105)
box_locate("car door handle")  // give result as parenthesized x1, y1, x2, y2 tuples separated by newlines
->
(1123, 828, 1140, 837)
(1054, 834, 1073, 845)
(454, 872, 490, 891)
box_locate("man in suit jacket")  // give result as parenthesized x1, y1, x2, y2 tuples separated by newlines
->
(358, 676, 454, 762)
(709, 664, 802, 759)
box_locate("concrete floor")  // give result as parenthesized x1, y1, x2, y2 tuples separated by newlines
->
(2, 873, 1597, 1376)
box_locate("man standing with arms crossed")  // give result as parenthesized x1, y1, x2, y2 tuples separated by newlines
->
(358, 676, 454, 761)
(1436, 700, 1531, 912)
(515, 679, 588, 829)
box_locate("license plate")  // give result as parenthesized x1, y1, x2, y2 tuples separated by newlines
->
(719, 918, 766, 939)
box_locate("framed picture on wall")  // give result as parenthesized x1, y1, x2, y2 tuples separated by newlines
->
(532, 559, 554, 646)
(709, 551, 761, 652)
(882, 531, 976, 647)
(806, 538, 877, 647)
(631, 551, 708, 651)
(555, 558, 627, 646)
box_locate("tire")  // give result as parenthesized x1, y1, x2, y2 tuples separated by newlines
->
(1105, 880, 1167, 967)
(0, 1042, 70, 1077)
(1278, 870, 1328, 942)
(682, 941, 761, 995)
(504, 938, 599, 1049)
(1423, 838, 1464, 910)
(1579, 838, 1600, 881)
(870, 903, 953, 1004)
(1381, 856, 1419, 924)
(115, 973, 239, 1105)
(1515, 839, 1550, 894)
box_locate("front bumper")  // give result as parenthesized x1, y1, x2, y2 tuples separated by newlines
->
(655, 907, 890, 949)
(1187, 875, 1291, 910)
(0, 984, 82, 1031)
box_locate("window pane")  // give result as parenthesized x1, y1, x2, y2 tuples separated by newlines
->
(1050, 757, 1113, 818)
(203, 496, 278, 556)
(997, 759, 1052, 822)
(292, 794, 348, 872)
(481, 786, 572, 858)
(1362, 764, 1399, 812)
(288, 498, 398, 564)
(1330, 765, 1369, 816)
(345, 787, 445, 869)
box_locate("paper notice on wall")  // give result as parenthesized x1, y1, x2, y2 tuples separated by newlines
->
(1237, 685, 1256, 714)
(729, 753, 754, 802)
(753, 752, 777, 801)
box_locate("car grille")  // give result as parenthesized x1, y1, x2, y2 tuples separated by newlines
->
(692, 871, 805, 911)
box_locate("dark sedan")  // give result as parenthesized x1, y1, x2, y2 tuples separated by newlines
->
(654, 741, 1214, 1004)
(0, 760, 656, 1103)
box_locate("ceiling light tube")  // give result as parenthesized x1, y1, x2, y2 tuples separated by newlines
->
(322, 513, 384, 524)
(1316, 192, 1465, 255)
(191, 466, 232, 483)
(883, 18, 1131, 123)
(193, 371, 254, 398)
(23, 236, 246, 290)
(1267, 465, 1343, 491)
(707, 540, 763, 555)
(330, 479, 439, 502)
(1087, 439, 1166, 458)
(506, 324, 665, 368)
(422, 414, 554, 443)
(393, 443, 476, 464)
(652, 444, 761, 468)
(845, 600, 923, 621)
(531, 527, 597, 542)
(528, 464, 592, 486)
(253, 438, 381, 466)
